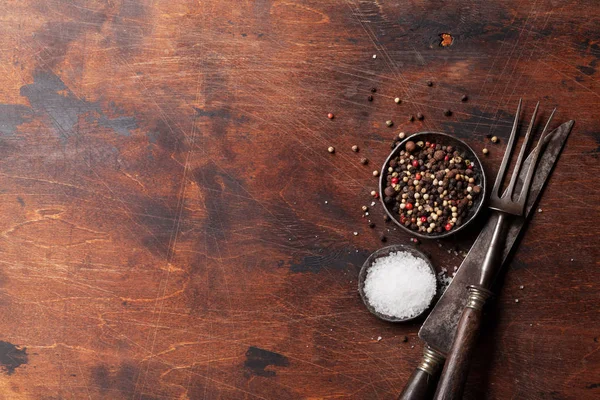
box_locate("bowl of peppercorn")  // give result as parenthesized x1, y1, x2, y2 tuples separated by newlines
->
(379, 132, 486, 239)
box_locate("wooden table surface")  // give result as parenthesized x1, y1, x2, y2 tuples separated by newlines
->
(0, 1, 598, 399)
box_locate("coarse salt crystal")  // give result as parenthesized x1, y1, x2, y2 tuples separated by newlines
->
(364, 251, 436, 319)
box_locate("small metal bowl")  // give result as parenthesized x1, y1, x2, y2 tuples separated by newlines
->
(358, 244, 437, 322)
(379, 132, 487, 240)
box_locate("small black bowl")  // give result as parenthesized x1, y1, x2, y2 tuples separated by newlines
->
(358, 244, 437, 323)
(379, 132, 486, 240)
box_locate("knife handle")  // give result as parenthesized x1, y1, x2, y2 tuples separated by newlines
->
(433, 286, 492, 400)
(399, 346, 445, 400)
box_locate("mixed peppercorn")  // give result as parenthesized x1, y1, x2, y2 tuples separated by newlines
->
(382, 139, 482, 235)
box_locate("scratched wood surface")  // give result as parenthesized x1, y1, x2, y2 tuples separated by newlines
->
(0, 0, 598, 399)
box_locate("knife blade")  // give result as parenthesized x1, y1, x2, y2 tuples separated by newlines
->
(399, 119, 574, 400)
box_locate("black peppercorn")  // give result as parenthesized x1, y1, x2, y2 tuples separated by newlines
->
(368, 95, 373, 101)
(408, 115, 414, 122)
(427, 80, 433, 87)
(461, 95, 468, 102)
(417, 112, 424, 120)
(371, 87, 377, 93)
(380, 235, 387, 242)
(443, 109, 452, 117)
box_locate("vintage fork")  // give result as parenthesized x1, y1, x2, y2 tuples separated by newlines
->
(433, 100, 556, 400)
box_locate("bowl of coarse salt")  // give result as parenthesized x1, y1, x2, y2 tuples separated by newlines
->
(358, 244, 437, 322)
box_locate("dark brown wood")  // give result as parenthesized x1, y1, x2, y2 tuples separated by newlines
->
(0, 1, 598, 399)
(434, 305, 486, 400)
(399, 368, 439, 400)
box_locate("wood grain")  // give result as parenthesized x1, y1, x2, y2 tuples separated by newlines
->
(0, 0, 598, 399)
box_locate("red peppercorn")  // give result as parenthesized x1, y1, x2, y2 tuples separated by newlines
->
(400, 216, 407, 224)
(420, 216, 427, 222)
(391, 177, 399, 184)
(412, 160, 419, 167)
(430, 143, 436, 148)
(425, 141, 430, 147)
(373, 192, 379, 199)
(445, 223, 452, 231)
(415, 173, 422, 180)
(406, 203, 414, 210)
(444, 155, 450, 161)
(327, 113, 334, 119)
(467, 164, 473, 169)
(411, 217, 416, 223)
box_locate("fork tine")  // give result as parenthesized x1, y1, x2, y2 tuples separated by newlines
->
(518, 107, 556, 207)
(505, 102, 539, 199)
(492, 99, 522, 197)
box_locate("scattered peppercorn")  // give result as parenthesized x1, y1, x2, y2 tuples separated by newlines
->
(398, 132, 406, 139)
(373, 170, 379, 177)
(461, 95, 468, 102)
(491, 136, 498, 143)
(369, 222, 375, 228)
(380, 235, 387, 242)
(519, 285, 524, 290)
(383, 215, 390, 222)
(402, 335, 408, 342)
(395, 97, 401, 104)
(360, 157, 369, 165)
(352, 145, 359, 152)
(417, 112, 424, 120)
(515, 299, 519, 303)
(328, 146, 335, 153)
(443, 109, 452, 117)
(427, 80, 433, 87)
(362, 206, 368, 212)
(482, 148, 489, 155)
(386, 120, 393, 127)
(408, 115, 415, 122)
(371, 87, 377, 93)
(327, 113, 334, 119)
(372, 54, 377, 59)
(368, 95, 373, 102)
(370, 190, 378, 198)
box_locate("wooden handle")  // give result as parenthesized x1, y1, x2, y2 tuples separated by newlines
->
(433, 286, 491, 400)
(399, 346, 445, 400)
(399, 369, 438, 400)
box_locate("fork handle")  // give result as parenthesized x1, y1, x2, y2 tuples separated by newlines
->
(433, 212, 511, 400)
(432, 286, 492, 400)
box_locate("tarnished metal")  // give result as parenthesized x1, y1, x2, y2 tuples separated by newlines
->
(418, 118, 574, 355)
(417, 346, 446, 375)
(464, 286, 492, 311)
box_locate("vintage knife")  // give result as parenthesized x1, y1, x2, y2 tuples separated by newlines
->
(398, 120, 574, 400)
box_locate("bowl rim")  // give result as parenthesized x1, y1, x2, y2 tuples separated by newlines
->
(378, 131, 487, 239)
(358, 244, 437, 323)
